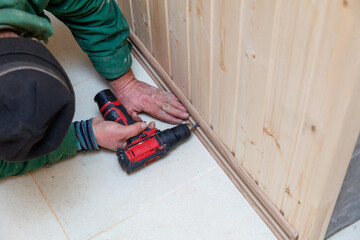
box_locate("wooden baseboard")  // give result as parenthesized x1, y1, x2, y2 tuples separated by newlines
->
(129, 30, 298, 240)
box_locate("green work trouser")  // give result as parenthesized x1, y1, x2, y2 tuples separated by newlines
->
(0, 125, 77, 179)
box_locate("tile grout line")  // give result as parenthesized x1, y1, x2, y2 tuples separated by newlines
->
(87, 167, 219, 240)
(30, 172, 71, 240)
(72, 74, 97, 87)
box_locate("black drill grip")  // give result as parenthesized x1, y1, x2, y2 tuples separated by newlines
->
(94, 89, 136, 125)
(94, 89, 156, 145)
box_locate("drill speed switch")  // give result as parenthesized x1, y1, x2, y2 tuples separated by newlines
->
(94, 89, 192, 174)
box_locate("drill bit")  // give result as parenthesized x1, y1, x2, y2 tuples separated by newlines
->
(190, 123, 199, 133)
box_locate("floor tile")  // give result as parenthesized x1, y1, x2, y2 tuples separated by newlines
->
(45, 13, 100, 86)
(1, 9, 276, 240)
(32, 70, 217, 239)
(31, 135, 217, 240)
(328, 219, 360, 240)
(0, 174, 68, 240)
(91, 168, 276, 240)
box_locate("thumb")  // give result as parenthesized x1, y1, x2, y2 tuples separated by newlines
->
(122, 122, 147, 139)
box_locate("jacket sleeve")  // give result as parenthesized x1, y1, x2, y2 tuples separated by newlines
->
(46, 0, 133, 79)
(0, 0, 54, 40)
(0, 124, 77, 179)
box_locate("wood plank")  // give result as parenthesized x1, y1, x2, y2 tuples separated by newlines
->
(281, 1, 360, 239)
(148, 0, 170, 74)
(129, 1, 360, 239)
(234, 0, 278, 186)
(167, 0, 189, 98)
(188, 0, 212, 122)
(116, 0, 133, 30)
(132, 0, 152, 52)
(257, 0, 326, 209)
(210, 0, 242, 150)
(129, 30, 299, 240)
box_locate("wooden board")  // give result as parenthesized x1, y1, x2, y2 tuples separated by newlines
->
(129, 31, 298, 240)
(235, 0, 277, 190)
(148, 0, 170, 74)
(280, 1, 360, 238)
(132, 0, 152, 52)
(210, 0, 242, 150)
(120, 0, 360, 239)
(188, 0, 212, 123)
(167, 0, 189, 98)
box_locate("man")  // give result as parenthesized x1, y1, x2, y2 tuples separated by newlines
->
(0, 0, 189, 178)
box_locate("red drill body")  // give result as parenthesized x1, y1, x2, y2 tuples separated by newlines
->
(94, 89, 191, 174)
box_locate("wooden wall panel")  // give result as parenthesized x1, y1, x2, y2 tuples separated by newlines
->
(167, 0, 189, 98)
(211, 0, 242, 149)
(188, 0, 212, 122)
(258, 0, 324, 208)
(132, 0, 152, 52)
(235, 0, 277, 191)
(281, 1, 360, 238)
(149, 0, 170, 74)
(118, 0, 360, 239)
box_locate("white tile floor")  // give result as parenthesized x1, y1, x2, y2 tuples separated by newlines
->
(0, 14, 278, 240)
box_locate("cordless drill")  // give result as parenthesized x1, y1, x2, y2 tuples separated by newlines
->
(94, 89, 193, 174)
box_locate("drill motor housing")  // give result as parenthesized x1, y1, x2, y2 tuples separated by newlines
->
(94, 89, 190, 174)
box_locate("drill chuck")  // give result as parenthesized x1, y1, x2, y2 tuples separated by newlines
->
(157, 124, 191, 150)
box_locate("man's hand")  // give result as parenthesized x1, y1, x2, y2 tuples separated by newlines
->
(109, 69, 189, 124)
(92, 117, 155, 151)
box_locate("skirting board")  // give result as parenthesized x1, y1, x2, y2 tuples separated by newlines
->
(129, 30, 298, 240)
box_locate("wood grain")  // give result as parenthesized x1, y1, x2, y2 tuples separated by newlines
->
(211, 0, 242, 150)
(132, 0, 152, 52)
(130, 31, 298, 240)
(167, 0, 189, 98)
(123, 0, 360, 239)
(188, 0, 212, 123)
(234, 0, 277, 189)
(149, 0, 170, 74)
(280, 1, 360, 238)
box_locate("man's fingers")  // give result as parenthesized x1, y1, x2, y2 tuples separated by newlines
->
(160, 91, 187, 112)
(171, 100, 187, 112)
(160, 103, 189, 120)
(154, 96, 189, 119)
(152, 108, 183, 124)
(148, 121, 156, 129)
(160, 114, 183, 124)
(122, 122, 147, 139)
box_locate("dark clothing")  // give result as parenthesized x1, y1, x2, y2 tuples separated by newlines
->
(0, 37, 75, 162)
(0, 0, 131, 178)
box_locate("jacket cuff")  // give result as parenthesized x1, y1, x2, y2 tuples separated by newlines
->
(90, 41, 133, 80)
